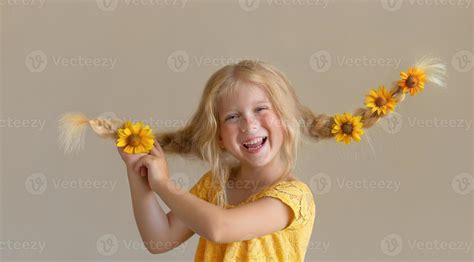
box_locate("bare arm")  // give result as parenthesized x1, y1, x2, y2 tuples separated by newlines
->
(119, 148, 195, 254)
(126, 167, 195, 253)
(153, 180, 292, 244)
(213, 197, 292, 243)
(153, 179, 225, 242)
(130, 142, 292, 245)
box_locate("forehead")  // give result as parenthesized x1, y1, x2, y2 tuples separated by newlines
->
(218, 83, 270, 113)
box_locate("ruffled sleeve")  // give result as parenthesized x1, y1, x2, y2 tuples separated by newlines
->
(189, 171, 213, 201)
(255, 180, 315, 231)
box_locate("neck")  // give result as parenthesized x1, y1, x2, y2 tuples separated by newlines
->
(234, 153, 287, 189)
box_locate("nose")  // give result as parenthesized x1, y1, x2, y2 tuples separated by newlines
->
(239, 114, 258, 133)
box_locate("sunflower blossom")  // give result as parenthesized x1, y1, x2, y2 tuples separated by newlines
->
(331, 113, 364, 144)
(116, 121, 155, 154)
(398, 67, 426, 96)
(365, 85, 397, 116)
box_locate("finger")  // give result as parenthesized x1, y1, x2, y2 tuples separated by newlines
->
(154, 139, 164, 153)
(140, 166, 146, 177)
(149, 145, 160, 157)
(133, 155, 148, 174)
(149, 140, 163, 157)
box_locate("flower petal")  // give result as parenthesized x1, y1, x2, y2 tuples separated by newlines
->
(116, 139, 127, 147)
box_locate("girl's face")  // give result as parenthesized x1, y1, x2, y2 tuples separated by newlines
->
(217, 83, 284, 168)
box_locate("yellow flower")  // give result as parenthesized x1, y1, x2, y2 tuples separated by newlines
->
(331, 113, 364, 144)
(365, 85, 397, 116)
(398, 67, 426, 96)
(116, 121, 155, 154)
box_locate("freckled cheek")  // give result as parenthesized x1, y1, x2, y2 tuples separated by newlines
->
(262, 115, 283, 131)
(219, 125, 239, 147)
(262, 116, 285, 145)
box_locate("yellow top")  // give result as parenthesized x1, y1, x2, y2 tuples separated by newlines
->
(189, 171, 316, 262)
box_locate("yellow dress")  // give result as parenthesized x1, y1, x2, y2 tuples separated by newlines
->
(189, 171, 316, 262)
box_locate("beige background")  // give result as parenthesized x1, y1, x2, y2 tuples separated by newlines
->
(1, 0, 472, 261)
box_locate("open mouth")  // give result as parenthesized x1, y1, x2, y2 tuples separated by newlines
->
(242, 136, 268, 152)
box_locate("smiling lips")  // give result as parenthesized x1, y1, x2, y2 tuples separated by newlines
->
(242, 136, 268, 152)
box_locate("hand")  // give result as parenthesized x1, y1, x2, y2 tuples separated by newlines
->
(117, 146, 148, 177)
(132, 141, 170, 192)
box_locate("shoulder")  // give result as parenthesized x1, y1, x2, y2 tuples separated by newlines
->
(255, 179, 315, 230)
(189, 170, 215, 200)
(271, 179, 314, 197)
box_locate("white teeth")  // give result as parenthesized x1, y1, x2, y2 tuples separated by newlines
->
(243, 137, 263, 146)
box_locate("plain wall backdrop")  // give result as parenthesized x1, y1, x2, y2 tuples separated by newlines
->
(1, 0, 472, 261)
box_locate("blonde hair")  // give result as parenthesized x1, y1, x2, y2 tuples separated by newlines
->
(58, 57, 446, 207)
(154, 60, 327, 207)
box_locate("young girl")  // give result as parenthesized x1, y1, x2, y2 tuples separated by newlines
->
(59, 55, 444, 261)
(117, 60, 320, 261)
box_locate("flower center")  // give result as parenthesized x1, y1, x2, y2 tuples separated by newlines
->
(341, 123, 353, 135)
(128, 134, 141, 147)
(405, 75, 417, 88)
(375, 97, 387, 107)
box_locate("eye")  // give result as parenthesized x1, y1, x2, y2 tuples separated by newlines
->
(256, 107, 267, 112)
(225, 115, 238, 121)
